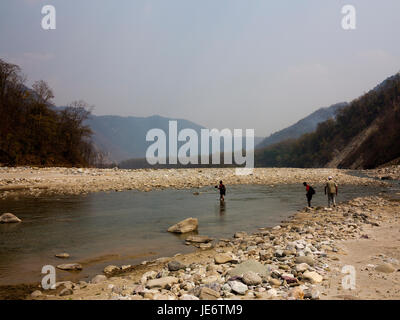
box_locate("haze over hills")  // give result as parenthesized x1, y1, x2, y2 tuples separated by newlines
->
(255, 72, 400, 169)
(86, 114, 264, 164)
(256, 102, 348, 149)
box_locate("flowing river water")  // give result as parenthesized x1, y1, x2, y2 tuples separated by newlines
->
(0, 183, 388, 286)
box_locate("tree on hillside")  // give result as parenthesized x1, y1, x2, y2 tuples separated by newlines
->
(0, 58, 97, 166)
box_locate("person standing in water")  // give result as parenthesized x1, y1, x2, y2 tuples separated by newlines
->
(215, 180, 226, 202)
(325, 176, 338, 207)
(303, 182, 315, 207)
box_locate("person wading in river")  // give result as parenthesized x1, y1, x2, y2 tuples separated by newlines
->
(215, 181, 226, 202)
(303, 182, 315, 207)
(325, 176, 338, 208)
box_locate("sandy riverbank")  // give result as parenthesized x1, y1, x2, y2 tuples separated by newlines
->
(18, 193, 399, 301)
(0, 167, 385, 199)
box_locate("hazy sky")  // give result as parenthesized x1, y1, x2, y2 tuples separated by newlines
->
(1, 0, 399, 136)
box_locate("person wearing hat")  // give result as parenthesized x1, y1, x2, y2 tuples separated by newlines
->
(324, 176, 338, 207)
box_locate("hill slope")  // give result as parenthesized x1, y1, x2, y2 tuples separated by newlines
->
(255, 72, 400, 169)
(257, 102, 348, 149)
(86, 115, 206, 163)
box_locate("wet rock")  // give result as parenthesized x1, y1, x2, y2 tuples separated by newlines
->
(168, 218, 198, 233)
(185, 235, 213, 243)
(146, 276, 179, 289)
(0, 213, 22, 223)
(228, 281, 248, 295)
(56, 263, 82, 271)
(242, 271, 262, 286)
(103, 265, 120, 275)
(234, 232, 247, 238)
(55, 253, 70, 259)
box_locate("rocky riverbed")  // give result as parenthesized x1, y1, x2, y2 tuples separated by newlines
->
(0, 167, 385, 199)
(24, 195, 400, 300)
(367, 165, 400, 181)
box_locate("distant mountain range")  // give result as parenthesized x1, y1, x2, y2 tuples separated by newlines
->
(256, 102, 348, 149)
(85, 115, 263, 164)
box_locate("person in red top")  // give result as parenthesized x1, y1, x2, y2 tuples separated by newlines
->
(303, 182, 315, 207)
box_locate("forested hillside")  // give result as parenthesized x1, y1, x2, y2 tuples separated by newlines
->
(255, 72, 400, 169)
(256, 102, 348, 149)
(0, 59, 96, 166)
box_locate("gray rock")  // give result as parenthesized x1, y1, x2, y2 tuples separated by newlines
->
(303, 271, 323, 284)
(168, 260, 186, 271)
(146, 276, 179, 289)
(375, 263, 395, 273)
(56, 263, 82, 271)
(185, 235, 213, 243)
(0, 213, 22, 223)
(103, 265, 119, 275)
(181, 294, 199, 300)
(91, 275, 107, 284)
(199, 287, 220, 300)
(59, 288, 73, 296)
(242, 271, 262, 286)
(295, 256, 315, 266)
(228, 260, 268, 278)
(168, 218, 198, 233)
(228, 281, 248, 295)
(215, 253, 236, 264)
(31, 290, 42, 298)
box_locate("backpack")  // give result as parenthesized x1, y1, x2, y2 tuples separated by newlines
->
(309, 186, 316, 195)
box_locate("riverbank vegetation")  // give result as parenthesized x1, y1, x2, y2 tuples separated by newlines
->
(0, 58, 96, 167)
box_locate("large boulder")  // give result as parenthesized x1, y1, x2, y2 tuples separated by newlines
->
(0, 213, 22, 223)
(168, 218, 198, 234)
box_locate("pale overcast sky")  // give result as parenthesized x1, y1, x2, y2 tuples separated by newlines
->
(1, 0, 399, 136)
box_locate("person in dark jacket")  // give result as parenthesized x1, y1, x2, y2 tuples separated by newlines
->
(215, 180, 226, 202)
(303, 182, 315, 207)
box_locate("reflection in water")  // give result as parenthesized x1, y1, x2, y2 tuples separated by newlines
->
(219, 201, 226, 217)
(0, 183, 384, 285)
